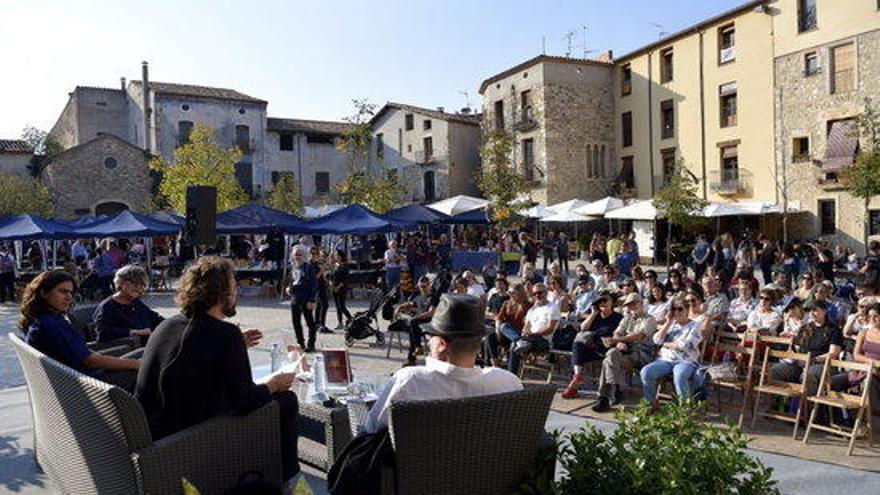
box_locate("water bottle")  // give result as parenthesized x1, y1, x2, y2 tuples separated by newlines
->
(270, 343, 282, 372)
(309, 353, 329, 403)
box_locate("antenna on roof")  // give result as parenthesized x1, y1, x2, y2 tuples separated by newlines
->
(541, 36, 546, 55)
(563, 30, 577, 57)
(582, 25, 587, 59)
(458, 90, 472, 111)
(649, 22, 668, 40)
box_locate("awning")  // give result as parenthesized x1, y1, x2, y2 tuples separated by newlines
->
(540, 211, 594, 222)
(546, 199, 591, 214)
(383, 204, 450, 225)
(215, 203, 308, 234)
(573, 197, 625, 217)
(73, 210, 181, 238)
(823, 119, 859, 171)
(0, 214, 76, 241)
(302, 204, 417, 235)
(519, 205, 556, 219)
(605, 200, 661, 220)
(427, 195, 489, 216)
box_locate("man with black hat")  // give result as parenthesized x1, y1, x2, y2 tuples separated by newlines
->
(363, 294, 522, 434)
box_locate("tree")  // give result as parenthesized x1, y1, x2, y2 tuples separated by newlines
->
(335, 99, 404, 212)
(653, 161, 708, 265)
(338, 168, 405, 213)
(266, 172, 304, 216)
(840, 98, 880, 250)
(476, 130, 533, 229)
(0, 172, 54, 217)
(20, 126, 62, 157)
(149, 123, 249, 213)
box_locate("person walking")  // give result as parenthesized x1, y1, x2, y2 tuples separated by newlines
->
(288, 246, 319, 351)
(331, 249, 353, 330)
(0, 244, 16, 303)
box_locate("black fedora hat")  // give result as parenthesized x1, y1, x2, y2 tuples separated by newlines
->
(422, 294, 485, 337)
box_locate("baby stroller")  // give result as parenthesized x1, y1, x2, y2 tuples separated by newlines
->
(344, 284, 398, 347)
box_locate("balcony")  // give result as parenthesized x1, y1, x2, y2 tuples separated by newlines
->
(413, 151, 447, 165)
(514, 106, 539, 132)
(709, 168, 752, 195)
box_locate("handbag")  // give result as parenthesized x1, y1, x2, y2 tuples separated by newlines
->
(705, 362, 738, 382)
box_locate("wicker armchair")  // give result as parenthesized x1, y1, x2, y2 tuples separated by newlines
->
(383, 384, 556, 495)
(9, 333, 283, 495)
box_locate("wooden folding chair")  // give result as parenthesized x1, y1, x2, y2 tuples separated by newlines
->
(710, 335, 758, 427)
(803, 359, 875, 456)
(518, 350, 555, 384)
(657, 325, 716, 402)
(750, 345, 812, 439)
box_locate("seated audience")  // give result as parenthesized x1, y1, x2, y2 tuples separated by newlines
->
(646, 284, 670, 325)
(393, 276, 440, 367)
(508, 283, 558, 375)
(746, 288, 782, 335)
(135, 256, 300, 481)
(728, 279, 758, 332)
(486, 283, 532, 367)
(561, 295, 623, 395)
(640, 296, 704, 410)
(20, 270, 140, 391)
(486, 277, 510, 317)
(93, 265, 164, 343)
(570, 275, 598, 323)
(852, 303, 880, 426)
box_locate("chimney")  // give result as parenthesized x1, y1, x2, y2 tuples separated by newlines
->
(595, 50, 614, 63)
(141, 61, 151, 152)
(436, 106, 445, 113)
(120, 77, 126, 91)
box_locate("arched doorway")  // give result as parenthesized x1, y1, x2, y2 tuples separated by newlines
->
(95, 201, 129, 217)
(423, 171, 436, 202)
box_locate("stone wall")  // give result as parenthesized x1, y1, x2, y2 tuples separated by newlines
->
(775, 29, 880, 252)
(264, 132, 350, 205)
(40, 135, 151, 219)
(0, 153, 33, 178)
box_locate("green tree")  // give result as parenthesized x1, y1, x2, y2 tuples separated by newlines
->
(476, 130, 533, 228)
(653, 161, 708, 265)
(266, 172, 304, 216)
(840, 98, 880, 250)
(149, 123, 249, 213)
(335, 99, 404, 212)
(20, 126, 62, 157)
(0, 172, 54, 217)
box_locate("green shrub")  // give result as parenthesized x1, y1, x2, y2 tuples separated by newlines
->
(517, 402, 780, 495)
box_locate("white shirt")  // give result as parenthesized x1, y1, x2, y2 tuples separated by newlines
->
(647, 300, 670, 322)
(363, 357, 522, 433)
(747, 308, 782, 334)
(467, 283, 486, 299)
(524, 302, 561, 342)
(384, 248, 401, 269)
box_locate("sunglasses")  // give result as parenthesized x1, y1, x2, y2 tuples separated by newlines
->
(685, 298, 697, 304)
(671, 306, 686, 312)
(759, 296, 771, 301)
(533, 290, 546, 295)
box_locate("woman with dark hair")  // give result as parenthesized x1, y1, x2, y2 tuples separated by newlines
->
(331, 249, 353, 329)
(20, 270, 140, 390)
(664, 269, 686, 296)
(136, 256, 301, 481)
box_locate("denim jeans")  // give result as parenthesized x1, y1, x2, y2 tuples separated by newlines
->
(640, 360, 698, 402)
(385, 267, 401, 290)
(508, 335, 550, 375)
(484, 322, 522, 363)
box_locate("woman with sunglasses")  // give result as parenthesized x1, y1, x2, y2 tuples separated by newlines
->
(547, 274, 571, 314)
(647, 284, 670, 326)
(640, 296, 704, 409)
(727, 279, 757, 333)
(852, 303, 880, 426)
(746, 288, 782, 335)
(683, 289, 706, 324)
(843, 296, 876, 340)
(664, 270, 686, 296)
(780, 298, 806, 338)
(794, 273, 815, 301)
(561, 295, 622, 398)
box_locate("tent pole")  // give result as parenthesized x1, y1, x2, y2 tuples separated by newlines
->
(52, 240, 57, 269)
(40, 240, 47, 271)
(146, 237, 153, 288)
(281, 234, 289, 301)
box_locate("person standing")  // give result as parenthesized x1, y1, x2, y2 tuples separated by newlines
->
(331, 250, 353, 330)
(383, 240, 403, 291)
(542, 231, 557, 274)
(691, 234, 711, 281)
(288, 247, 319, 351)
(0, 244, 16, 303)
(312, 247, 332, 334)
(92, 247, 116, 299)
(557, 233, 570, 274)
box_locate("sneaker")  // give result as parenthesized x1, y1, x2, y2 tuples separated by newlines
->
(592, 397, 611, 413)
(561, 374, 585, 399)
(318, 325, 334, 334)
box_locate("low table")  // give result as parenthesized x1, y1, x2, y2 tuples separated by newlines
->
(298, 401, 353, 472)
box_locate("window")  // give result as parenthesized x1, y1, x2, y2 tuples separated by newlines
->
(823, 118, 859, 171)
(721, 145, 739, 182)
(279, 133, 294, 151)
(831, 43, 855, 94)
(660, 48, 674, 83)
(405, 114, 414, 131)
(599, 145, 606, 177)
(178, 120, 193, 146)
(661, 100, 675, 139)
(718, 25, 736, 64)
(819, 199, 836, 235)
(307, 133, 334, 144)
(423, 137, 433, 161)
(870, 210, 880, 236)
(620, 156, 635, 189)
(793, 137, 811, 162)
(661, 148, 677, 184)
(593, 146, 600, 176)
(494, 100, 505, 130)
(315, 172, 330, 195)
(181, 104, 190, 111)
(520, 90, 532, 120)
(522, 139, 534, 181)
(621, 64, 632, 96)
(622, 112, 633, 147)
(376, 133, 384, 159)
(236, 161, 253, 196)
(423, 171, 436, 201)
(719, 83, 738, 128)
(96, 101, 107, 107)
(423, 119, 432, 130)
(271, 171, 281, 185)
(104, 157, 117, 170)
(804, 52, 820, 76)
(235, 125, 250, 153)
(798, 0, 818, 33)
(586, 145, 594, 177)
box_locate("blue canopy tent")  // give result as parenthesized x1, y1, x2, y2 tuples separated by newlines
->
(73, 210, 181, 238)
(441, 209, 492, 225)
(302, 204, 417, 235)
(148, 210, 185, 226)
(215, 204, 308, 235)
(382, 204, 450, 225)
(0, 214, 78, 270)
(62, 214, 108, 228)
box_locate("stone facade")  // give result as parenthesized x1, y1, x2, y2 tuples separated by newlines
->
(369, 103, 481, 203)
(480, 56, 616, 206)
(776, 29, 880, 251)
(40, 135, 151, 219)
(49, 86, 131, 150)
(0, 140, 34, 178)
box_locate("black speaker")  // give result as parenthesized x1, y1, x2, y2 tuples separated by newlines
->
(184, 186, 217, 246)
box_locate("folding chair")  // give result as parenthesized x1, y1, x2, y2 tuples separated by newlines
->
(657, 325, 716, 402)
(708, 333, 757, 427)
(803, 359, 875, 455)
(750, 345, 812, 439)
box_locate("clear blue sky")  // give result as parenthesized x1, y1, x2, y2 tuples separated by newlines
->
(0, 0, 748, 138)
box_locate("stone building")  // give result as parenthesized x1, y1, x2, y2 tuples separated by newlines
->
(773, 0, 880, 250)
(0, 140, 34, 178)
(479, 55, 616, 206)
(265, 118, 354, 205)
(369, 102, 482, 203)
(39, 134, 151, 219)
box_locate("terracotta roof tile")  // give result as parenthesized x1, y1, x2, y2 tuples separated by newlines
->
(131, 80, 266, 104)
(266, 118, 356, 135)
(0, 140, 33, 153)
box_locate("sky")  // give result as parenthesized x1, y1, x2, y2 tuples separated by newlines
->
(0, 0, 750, 138)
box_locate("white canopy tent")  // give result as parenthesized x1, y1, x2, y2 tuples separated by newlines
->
(547, 199, 591, 214)
(701, 201, 783, 217)
(427, 195, 490, 216)
(520, 205, 556, 219)
(540, 211, 595, 223)
(573, 196, 625, 217)
(605, 200, 661, 220)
